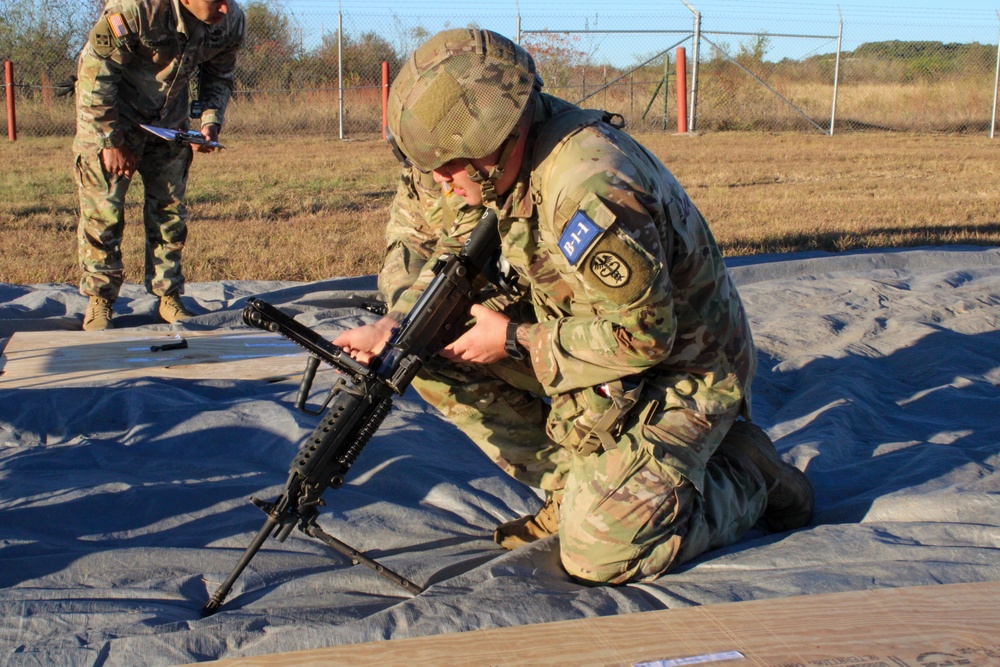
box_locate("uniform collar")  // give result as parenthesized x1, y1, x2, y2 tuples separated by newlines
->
(173, 0, 194, 36)
(500, 96, 552, 220)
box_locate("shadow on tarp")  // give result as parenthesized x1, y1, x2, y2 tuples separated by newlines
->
(753, 326, 1000, 525)
(0, 367, 533, 596)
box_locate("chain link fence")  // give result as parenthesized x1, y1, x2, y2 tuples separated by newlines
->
(3, 1, 999, 139)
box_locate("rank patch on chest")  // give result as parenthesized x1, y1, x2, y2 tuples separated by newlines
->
(559, 210, 603, 265)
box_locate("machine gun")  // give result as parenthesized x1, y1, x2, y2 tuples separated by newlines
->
(203, 208, 505, 615)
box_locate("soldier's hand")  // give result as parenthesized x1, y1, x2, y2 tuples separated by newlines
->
(332, 317, 397, 366)
(439, 304, 508, 365)
(196, 123, 221, 153)
(101, 146, 137, 179)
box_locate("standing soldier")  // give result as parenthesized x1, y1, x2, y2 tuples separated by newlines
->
(336, 29, 813, 584)
(74, 0, 245, 330)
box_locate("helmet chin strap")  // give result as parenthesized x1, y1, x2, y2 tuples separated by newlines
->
(463, 128, 521, 205)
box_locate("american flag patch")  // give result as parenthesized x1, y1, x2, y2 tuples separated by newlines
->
(107, 13, 128, 38)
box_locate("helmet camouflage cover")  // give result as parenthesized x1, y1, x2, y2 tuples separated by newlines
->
(387, 28, 540, 172)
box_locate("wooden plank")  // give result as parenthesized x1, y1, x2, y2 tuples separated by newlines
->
(191, 580, 1000, 666)
(0, 329, 340, 388)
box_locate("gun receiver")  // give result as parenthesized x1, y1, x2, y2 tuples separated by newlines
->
(202, 208, 502, 615)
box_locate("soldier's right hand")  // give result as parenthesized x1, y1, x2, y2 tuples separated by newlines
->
(101, 146, 137, 179)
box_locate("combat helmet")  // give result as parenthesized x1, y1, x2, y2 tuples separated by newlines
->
(387, 29, 541, 176)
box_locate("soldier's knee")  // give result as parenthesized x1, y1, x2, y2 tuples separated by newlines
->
(559, 543, 638, 584)
(558, 521, 687, 585)
(558, 480, 704, 584)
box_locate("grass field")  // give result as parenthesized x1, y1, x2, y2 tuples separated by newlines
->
(1, 131, 998, 287)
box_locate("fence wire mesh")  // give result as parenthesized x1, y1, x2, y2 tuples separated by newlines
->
(2, 1, 999, 139)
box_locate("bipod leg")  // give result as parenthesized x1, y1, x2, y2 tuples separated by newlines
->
(300, 519, 424, 595)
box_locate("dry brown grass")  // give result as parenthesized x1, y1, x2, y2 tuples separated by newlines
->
(1, 131, 998, 287)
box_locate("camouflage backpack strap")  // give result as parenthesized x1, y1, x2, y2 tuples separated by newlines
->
(576, 376, 648, 456)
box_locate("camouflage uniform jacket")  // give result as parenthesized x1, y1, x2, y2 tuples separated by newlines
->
(382, 93, 756, 443)
(74, 0, 245, 152)
(378, 166, 483, 311)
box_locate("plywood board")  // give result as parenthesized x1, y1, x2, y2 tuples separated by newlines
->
(191, 580, 1000, 666)
(0, 329, 338, 388)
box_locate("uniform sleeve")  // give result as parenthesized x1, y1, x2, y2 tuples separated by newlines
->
(379, 167, 483, 315)
(75, 6, 139, 148)
(198, 6, 245, 127)
(525, 132, 680, 394)
(531, 189, 678, 393)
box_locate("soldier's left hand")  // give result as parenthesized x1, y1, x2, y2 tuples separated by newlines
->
(332, 317, 397, 366)
(196, 123, 221, 153)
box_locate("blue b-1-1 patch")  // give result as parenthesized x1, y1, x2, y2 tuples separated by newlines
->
(558, 210, 603, 265)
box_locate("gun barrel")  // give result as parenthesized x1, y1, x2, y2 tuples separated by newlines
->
(202, 514, 281, 616)
(242, 298, 371, 377)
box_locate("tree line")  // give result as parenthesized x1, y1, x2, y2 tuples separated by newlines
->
(2, 0, 995, 98)
(0, 0, 404, 96)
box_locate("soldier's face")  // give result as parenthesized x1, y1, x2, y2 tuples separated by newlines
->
(180, 0, 229, 24)
(432, 158, 487, 206)
(432, 143, 522, 206)
(432, 114, 531, 205)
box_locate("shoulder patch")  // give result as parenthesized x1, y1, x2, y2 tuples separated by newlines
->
(582, 229, 656, 304)
(89, 11, 132, 57)
(107, 13, 130, 39)
(89, 20, 115, 57)
(558, 210, 603, 265)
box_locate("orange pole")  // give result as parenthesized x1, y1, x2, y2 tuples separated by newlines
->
(5, 61, 16, 142)
(382, 61, 389, 140)
(675, 48, 688, 134)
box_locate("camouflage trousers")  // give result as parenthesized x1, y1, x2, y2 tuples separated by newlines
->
(412, 360, 768, 584)
(75, 128, 193, 301)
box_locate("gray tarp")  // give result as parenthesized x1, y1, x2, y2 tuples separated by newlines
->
(2, 246, 999, 666)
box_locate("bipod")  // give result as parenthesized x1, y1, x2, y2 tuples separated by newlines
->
(301, 517, 424, 595)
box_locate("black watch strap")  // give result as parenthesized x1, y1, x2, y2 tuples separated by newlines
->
(504, 320, 525, 360)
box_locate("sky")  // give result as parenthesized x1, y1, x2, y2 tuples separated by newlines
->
(280, 0, 1000, 20)
(272, 0, 1000, 66)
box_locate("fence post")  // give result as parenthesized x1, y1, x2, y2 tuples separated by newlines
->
(662, 55, 669, 131)
(830, 11, 843, 136)
(5, 61, 16, 142)
(688, 10, 701, 132)
(338, 9, 344, 140)
(992, 13, 999, 139)
(676, 48, 688, 134)
(382, 61, 389, 140)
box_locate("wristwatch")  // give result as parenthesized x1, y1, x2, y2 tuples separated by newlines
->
(504, 320, 525, 360)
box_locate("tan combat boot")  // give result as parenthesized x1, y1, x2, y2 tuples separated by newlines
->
(83, 297, 114, 331)
(718, 420, 814, 532)
(494, 492, 561, 550)
(159, 294, 194, 323)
